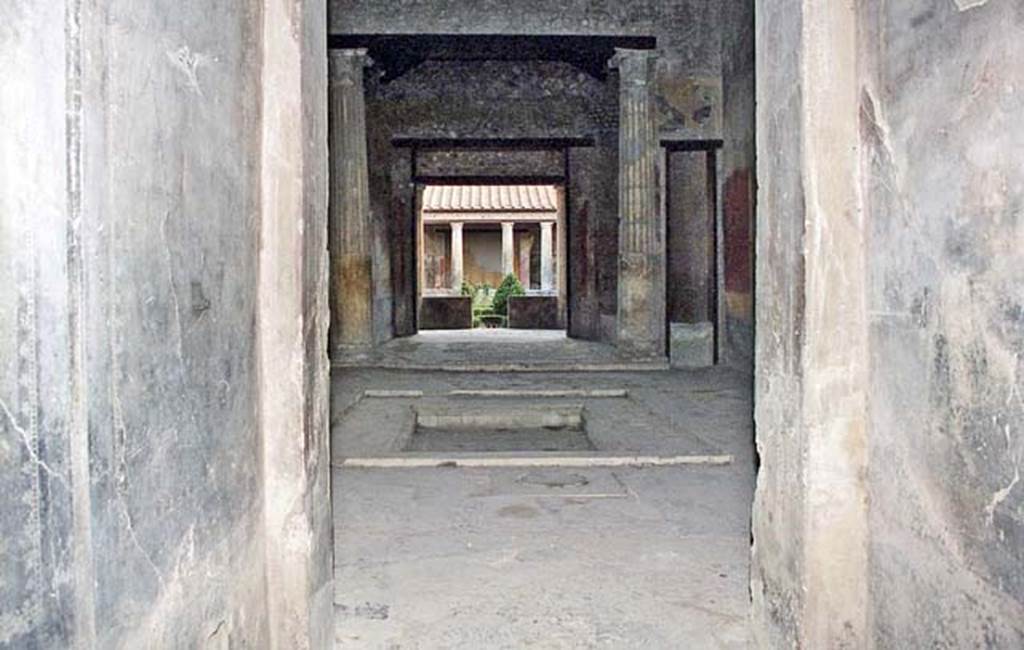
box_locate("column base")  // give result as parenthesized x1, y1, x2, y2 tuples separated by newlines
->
(330, 342, 375, 366)
(616, 252, 665, 361)
(614, 340, 667, 362)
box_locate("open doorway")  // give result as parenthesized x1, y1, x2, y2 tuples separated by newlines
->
(417, 184, 566, 333)
(327, 24, 755, 649)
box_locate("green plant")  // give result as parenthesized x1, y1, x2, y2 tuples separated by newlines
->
(460, 281, 473, 296)
(471, 283, 495, 311)
(491, 273, 525, 316)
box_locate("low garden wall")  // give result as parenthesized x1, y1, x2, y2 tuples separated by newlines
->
(508, 295, 561, 330)
(419, 296, 472, 329)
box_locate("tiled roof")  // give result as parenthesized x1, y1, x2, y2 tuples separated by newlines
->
(422, 185, 558, 212)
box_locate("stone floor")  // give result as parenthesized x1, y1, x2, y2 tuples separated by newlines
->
(333, 329, 669, 372)
(331, 364, 754, 648)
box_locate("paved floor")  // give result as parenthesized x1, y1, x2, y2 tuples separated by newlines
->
(332, 370, 735, 460)
(331, 366, 754, 648)
(332, 329, 669, 372)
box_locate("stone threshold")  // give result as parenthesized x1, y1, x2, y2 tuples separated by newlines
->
(331, 360, 670, 373)
(334, 452, 733, 469)
(362, 388, 629, 398)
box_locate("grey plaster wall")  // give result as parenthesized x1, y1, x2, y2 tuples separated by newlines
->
(1, 1, 79, 645)
(78, 1, 267, 646)
(755, 0, 1024, 646)
(755, 0, 870, 644)
(260, 0, 333, 646)
(1, 0, 331, 647)
(861, 1, 1024, 645)
(751, 0, 808, 644)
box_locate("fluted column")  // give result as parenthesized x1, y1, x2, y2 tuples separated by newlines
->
(610, 49, 664, 358)
(329, 49, 374, 358)
(540, 221, 555, 292)
(450, 222, 464, 291)
(501, 222, 515, 278)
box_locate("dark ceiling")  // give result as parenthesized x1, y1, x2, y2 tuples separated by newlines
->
(329, 34, 657, 82)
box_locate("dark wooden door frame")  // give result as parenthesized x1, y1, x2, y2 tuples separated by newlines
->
(393, 137, 595, 335)
(661, 139, 724, 363)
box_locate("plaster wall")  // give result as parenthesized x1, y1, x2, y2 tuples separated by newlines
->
(755, 0, 1024, 646)
(753, 0, 868, 647)
(423, 227, 451, 290)
(260, 0, 333, 647)
(1, 1, 80, 645)
(1, 0, 330, 647)
(751, 0, 810, 642)
(464, 231, 503, 288)
(666, 151, 713, 325)
(721, 0, 756, 367)
(861, 1, 1024, 645)
(12, 1, 270, 646)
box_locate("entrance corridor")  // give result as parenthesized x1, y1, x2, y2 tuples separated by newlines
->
(330, 363, 754, 648)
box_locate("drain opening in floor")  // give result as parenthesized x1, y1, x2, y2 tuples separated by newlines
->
(405, 404, 595, 453)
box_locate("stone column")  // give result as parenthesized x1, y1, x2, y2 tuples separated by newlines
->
(540, 221, 555, 292)
(610, 48, 664, 358)
(329, 49, 374, 358)
(501, 222, 515, 278)
(450, 221, 464, 291)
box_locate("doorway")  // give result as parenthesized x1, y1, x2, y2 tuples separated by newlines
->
(324, 25, 755, 649)
(417, 184, 566, 333)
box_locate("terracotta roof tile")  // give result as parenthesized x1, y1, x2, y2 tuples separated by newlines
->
(423, 185, 558, 212)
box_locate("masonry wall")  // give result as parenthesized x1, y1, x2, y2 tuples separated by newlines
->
(330, 0, 723, 80)
(665, 151, 713, 326)
(1, 2, 80, 645)
(755, 0, 1024, 646)
(2, 1, 329, 647)
(860, 1, 1024, 645)
(751, 0, 809, 643)
(78, 2, 268, 646)
(721, 0, 756, 367)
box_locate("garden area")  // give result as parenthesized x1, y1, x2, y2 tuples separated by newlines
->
(463, 274, 525, 329)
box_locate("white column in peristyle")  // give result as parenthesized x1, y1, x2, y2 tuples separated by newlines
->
(450, 221, 464, 292)
(540, 221, 555, 292)
(501, 222, 515, 278)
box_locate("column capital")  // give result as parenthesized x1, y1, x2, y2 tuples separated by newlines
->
(609, 48, 658, 82)
(329, 48, 373, 85)
(450, 221, 464, 232)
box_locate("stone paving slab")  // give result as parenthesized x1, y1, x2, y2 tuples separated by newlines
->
(332, 329, 669, 372)
(333, 465, 752, 649)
